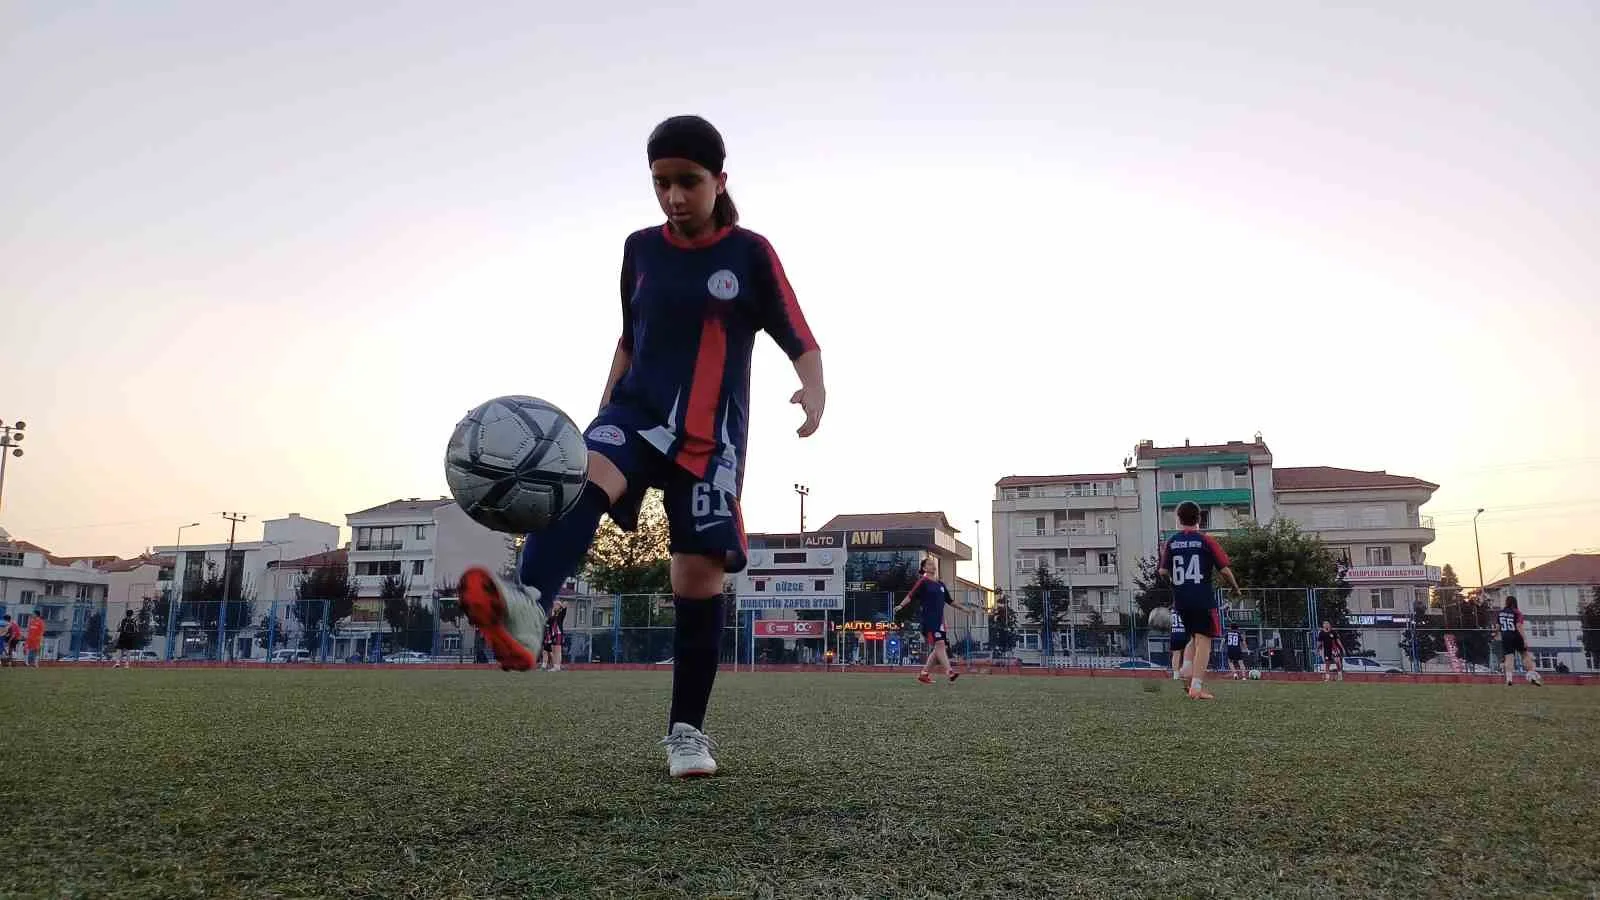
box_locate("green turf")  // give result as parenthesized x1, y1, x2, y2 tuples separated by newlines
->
(1, 669, 1596, 899)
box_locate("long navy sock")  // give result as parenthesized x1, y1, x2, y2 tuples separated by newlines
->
(669, 595, 724, 732)
(516, 482, 610, 613)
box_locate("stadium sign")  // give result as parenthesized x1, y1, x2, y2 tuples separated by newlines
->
(735, 547, 845, 612)
(753, 620, 826, 638)
(1344, 565, 1441, 583)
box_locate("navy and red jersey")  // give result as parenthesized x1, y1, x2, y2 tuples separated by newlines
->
(1496, 607, 1523, 635)
(907, 576, 953, 632)
(1159, 528, 1231, 609)
(1225, 630, 1243, 649)
(1318, 630, 1342, 654)
(612, 224, 818, 489)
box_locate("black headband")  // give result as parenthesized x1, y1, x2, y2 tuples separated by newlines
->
(647, 115, 726, 174)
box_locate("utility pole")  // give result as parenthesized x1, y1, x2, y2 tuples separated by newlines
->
(793, 483, 809, 533)
(1472, 509, 1486, 592)
(218, 512, 247, 660)
(1504, 551, 1516, 597)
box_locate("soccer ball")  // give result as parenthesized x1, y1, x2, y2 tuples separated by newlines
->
(1247, 669, 1262, 680)
(1147, 608, 1173, 631)
(444, 395, 588, 534)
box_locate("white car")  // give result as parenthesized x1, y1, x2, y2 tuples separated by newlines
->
(270, 649, 312, 664)
(385, 651, 433, 664)
(1327, 655, 1404, 675)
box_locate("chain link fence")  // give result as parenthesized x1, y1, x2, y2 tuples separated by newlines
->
(16, 581, 1598, 675)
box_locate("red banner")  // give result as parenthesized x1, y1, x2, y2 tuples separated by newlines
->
(753, 620, 825, 638)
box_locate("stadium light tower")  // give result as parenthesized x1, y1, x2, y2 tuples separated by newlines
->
(793, 483, 809, 533)
(0, 419, 29, 515)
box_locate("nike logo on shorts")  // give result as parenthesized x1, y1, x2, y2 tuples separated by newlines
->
(695, 520, 727, 532)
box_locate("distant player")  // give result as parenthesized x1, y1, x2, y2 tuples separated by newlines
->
(1159, 501, 1240, 701)
(112, 610, 140, 668)
(1, 615, 19, 666)
(1168, 606, 1189, 681)
(24, 614, 44, 667)
(1497, 596, 1543, 687)
(894, 558, 975, 684)
(1224, 624, 1247, 679)
(1317, 621, 1344, 682)
(456, 115, 825, 779)
(539, 599, 568, 672)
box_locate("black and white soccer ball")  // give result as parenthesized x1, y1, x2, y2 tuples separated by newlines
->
(444, 396, 588, 534)
(1147, 608, 1173, 631)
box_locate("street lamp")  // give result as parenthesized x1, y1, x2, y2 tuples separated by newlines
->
(0, 419, 29, 515)
(1472, 509, 1486, 591)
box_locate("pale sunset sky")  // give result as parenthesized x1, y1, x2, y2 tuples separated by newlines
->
(2, 1, 1595, 586)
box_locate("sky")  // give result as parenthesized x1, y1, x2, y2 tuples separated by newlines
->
(2, 1, 1596, 587)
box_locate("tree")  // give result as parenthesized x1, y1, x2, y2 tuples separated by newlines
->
(1131, 556, 1172, 623)
(1579, 585, 1600, 665)
(1219, 518, 1358, 665)
(400, 599, 437, 654)
(1018, 566, 1070, 646)
(182, 561, 257, 659)
(1431, 564, 1465, 609)
(80, 609, 107, 653)
(292, 564, 357, 659)
(1441, 589, 1494, 669)
(584, 489, 672, 596)
(380, 574, 412, 644)
(987, 592, 1019, 655)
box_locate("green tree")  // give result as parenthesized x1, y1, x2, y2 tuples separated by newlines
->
(1219, 518, 1358, 664)
(292, 564, 357, 658)
(399, 599, 437, 653)
(380, 574, 412, 644)
(80, 609, 107, 653)
(1019, 566, 1070, 651)
(1441, 590, 1493, 669)
(987, 592, 1019, 655)
(182, 561, 257, 659)
(1132, 555, 1172, 623)
(583, 489, 672, 596)
(1579, 585, 1600, 665)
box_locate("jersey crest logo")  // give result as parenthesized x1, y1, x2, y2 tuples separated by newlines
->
(707, 270, 740, 300)
(587, 425, 626, 447)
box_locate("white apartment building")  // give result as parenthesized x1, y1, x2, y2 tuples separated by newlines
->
(152, 513, 340, 656)
(993, 440, 1441, 646)
(1484, 554, 1599, 673)
(0, 526, 111, 659)
(346, 497, 510, 601)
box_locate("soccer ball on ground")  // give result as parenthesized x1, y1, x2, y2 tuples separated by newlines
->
(445, 395, 588, 534)
(1147, 608, 1173, 631)
(1247, 669, 1262, 680)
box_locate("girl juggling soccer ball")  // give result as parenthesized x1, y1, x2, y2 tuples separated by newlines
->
(457, 115, 825, 779)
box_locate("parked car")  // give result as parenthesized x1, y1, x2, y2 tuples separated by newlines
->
(270, 649, 312, 664)
(71, 652, 105, 662)
(1116, 659, 1165, 670)
(123, 650, 161, 662)
(1326, 655, 1404, 674)
(386, 651, 433, 664)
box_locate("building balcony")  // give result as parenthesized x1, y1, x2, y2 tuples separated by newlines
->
(994, 493, 1133, 513)
(352, 542, 406, 553)
(1157, 488, 1253, 507)
(1013, 529, 1119, 550)
(1056, 566, 1119, 587)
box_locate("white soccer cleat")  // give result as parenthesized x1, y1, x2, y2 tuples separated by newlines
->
(458, 567, 547, 672)
(661, 722, 718, 779)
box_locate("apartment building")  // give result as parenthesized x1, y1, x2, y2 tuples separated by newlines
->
(1484, 554, 1599, 673)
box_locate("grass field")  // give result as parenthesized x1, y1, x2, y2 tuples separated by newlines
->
(2, 669, 1597, 899)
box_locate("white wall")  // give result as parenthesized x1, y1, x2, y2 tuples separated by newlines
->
(431, 503, 513, 595)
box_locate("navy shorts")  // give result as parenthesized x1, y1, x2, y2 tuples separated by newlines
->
(1501, 632, 1526, 655)
(1170, 633, 1190, 652)
(1226, 648, 1245, 662)
(1177, 606, 1222, 639)
(584, 403, 748, 574)
(924, 627, 948, 646)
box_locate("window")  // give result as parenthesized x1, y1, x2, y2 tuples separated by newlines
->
(1016, 557, 1037, 572)
(1366, 547, 1392, 566)
(1533, 651, 1559, 670)
(1312, 508, 1348, 530)
(1526, 588, 1551, 608)
(1170, 472, 1185, 490)
(356, 561, 402, 577)
(441, 634, 462, 652)
(0, 550, 22, 567)
(412, 560, 425, 576)
(1232, 467, 1250, 488)
(356, 527, 401, 551)
(1360, 507, 1389, 528)
(19, 589, 35, 604)
(1529, 619, 1554, 638)
(1198, 509, 1211, 530)
(44, 582, 66, 597)
(415, 525, 428, 541)
(1369, 588, 1396, 610)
